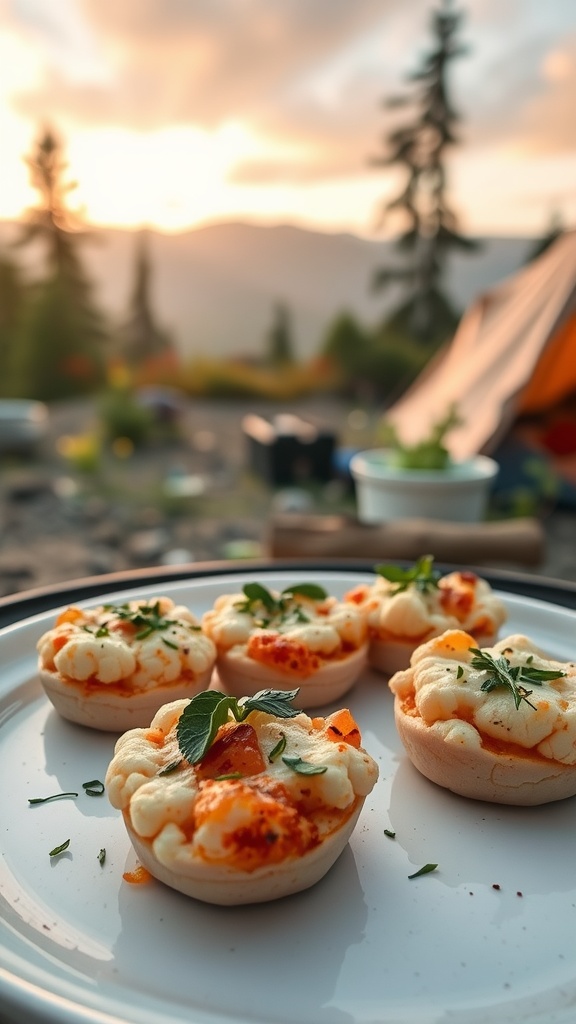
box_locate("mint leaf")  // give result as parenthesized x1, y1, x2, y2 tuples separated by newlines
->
(239, 688, 301, 718)
(176, 688, 302, 765)
(176, 691, 238, 764)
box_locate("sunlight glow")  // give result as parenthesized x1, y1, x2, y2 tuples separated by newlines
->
(67, 122, 266, 231)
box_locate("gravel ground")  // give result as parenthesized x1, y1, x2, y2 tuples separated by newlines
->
(0, 394, 575, 599)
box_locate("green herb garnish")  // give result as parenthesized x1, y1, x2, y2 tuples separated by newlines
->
(281, 756, 328, 776)
(381, 403, 461, 470)
(177, 689, 301, 765)
(49, 839, 71, 857)
(384, 829, 396, 839)
(269, 733, 287, 762)
(214, 772, 244, 781)
(29, 791, 78, 805)
(374, 555, 440, 594)
(158, 759, 183, 777)
(408, 863, 438, 879)
(103, 600, 182, 640)
(82, 779, 105, 796)
(82, 623, 110, 638)
(469, 648, 566, 711)
(234, 582, 328, 628)
(456, 665, 464, 679)
(98, 848, 106, 866)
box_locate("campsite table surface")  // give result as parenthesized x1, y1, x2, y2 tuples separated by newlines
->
(2, 559, 576, 627)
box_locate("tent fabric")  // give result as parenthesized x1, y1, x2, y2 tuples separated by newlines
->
(385, 231, 576, 460)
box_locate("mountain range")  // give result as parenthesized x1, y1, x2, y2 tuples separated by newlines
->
(0, 220, 535, 360)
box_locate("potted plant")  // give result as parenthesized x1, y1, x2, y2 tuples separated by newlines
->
(350, 405, 498, 524)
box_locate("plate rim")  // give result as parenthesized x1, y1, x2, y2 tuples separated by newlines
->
(1, 565, 576, 1024)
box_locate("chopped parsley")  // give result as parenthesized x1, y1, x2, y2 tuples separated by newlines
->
(102, 600, 186, 640)
(281, 756, 328, 776)
(49, 839, 71, 858)
(82, 779, 105, 796)
(268, 733, 287, 762)
(408, 863, 438, 879)
(29, 791, 78, 805)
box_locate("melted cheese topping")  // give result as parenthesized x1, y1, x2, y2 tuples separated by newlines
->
(105, 700, 378, 873)
(37, 597, 216, 693)
(345, 571, 506, 644)
(202, 589, 367, 674)
(389, 630, 576, 764)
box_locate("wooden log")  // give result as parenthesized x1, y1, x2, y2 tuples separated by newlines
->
(267, 514, 545, 567)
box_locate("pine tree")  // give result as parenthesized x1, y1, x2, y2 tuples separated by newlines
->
(267, 302, 295, 367)
(0, 251, 26, 394)
(372, 0, 478, 343)
(119, 230, 175, 370)
(13, 127, 107, 398)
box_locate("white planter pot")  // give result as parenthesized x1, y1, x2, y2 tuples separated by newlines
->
(350, 449, 499, 524)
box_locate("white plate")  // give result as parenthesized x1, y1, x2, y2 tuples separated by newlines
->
(1, 570, 576, 1024)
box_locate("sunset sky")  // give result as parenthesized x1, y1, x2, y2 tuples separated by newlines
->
(0, 0, 575, 238)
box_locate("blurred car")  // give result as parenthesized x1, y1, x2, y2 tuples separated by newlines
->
(0, 400, 49, 455)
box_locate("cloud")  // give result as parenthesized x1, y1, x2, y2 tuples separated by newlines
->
(519, 39, 576, 154)
(6, 0, 576, 201)
(11, 0, 394, 130)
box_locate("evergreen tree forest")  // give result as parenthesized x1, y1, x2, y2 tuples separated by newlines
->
(8, 128, 108, 400)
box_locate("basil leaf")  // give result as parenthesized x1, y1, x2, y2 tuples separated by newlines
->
(282, 756, 328, 775)
(176, 691, 237, 764)
(242, 582, 277, 612)
(281, 583, 327, 601)
(98, 848, 106, 866)
(240, 689, 301, 718)
(375, 555, 440, 594)
(375, 564, 413, 584)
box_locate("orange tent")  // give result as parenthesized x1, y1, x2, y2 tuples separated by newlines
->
(385, 231, 576, 460)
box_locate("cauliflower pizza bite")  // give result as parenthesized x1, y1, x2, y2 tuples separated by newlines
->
(201, 582, 369, 708)
(345, 557, 507, 676)
(389, 629, 576, 805)
(105, 689, 379, 904)
(37, 598, 217, 732)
